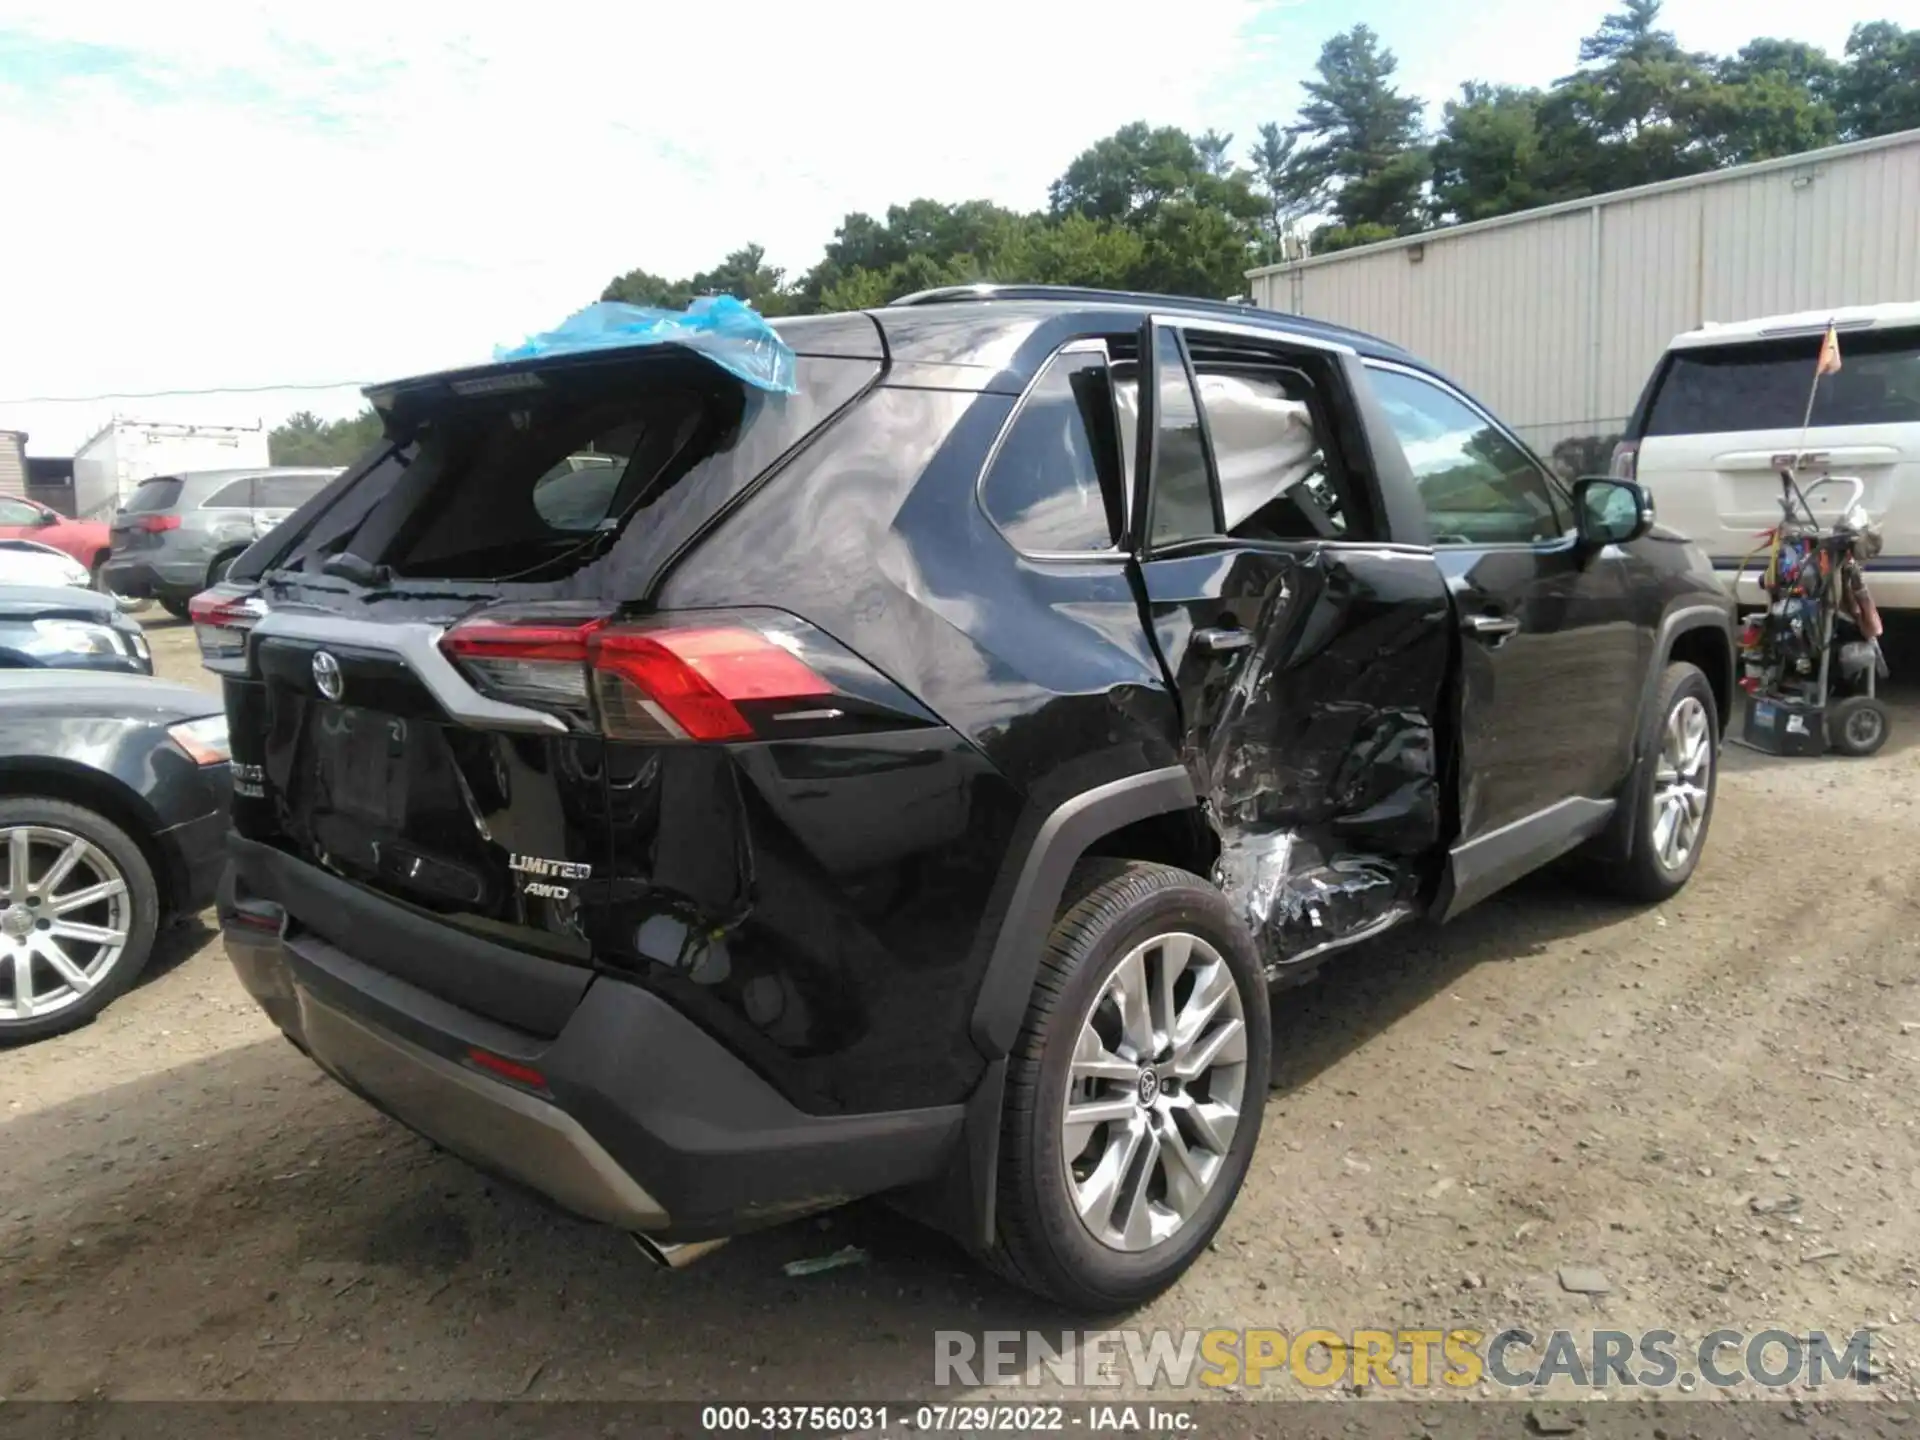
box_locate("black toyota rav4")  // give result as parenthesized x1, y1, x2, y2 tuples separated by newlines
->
(207, 286, 1733, 1308)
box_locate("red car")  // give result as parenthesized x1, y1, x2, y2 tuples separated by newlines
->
(0, 495, 113, 584)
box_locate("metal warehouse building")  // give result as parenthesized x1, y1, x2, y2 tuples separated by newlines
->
(1247, 128, 1920, 474)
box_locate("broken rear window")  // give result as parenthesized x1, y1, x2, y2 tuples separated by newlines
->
(270, 349, 879, 592)
(381, 387, 726, 581)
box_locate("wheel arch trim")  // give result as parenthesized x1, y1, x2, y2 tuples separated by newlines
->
(0, 758, 179, 914)
(969, 765, 1200, 1062)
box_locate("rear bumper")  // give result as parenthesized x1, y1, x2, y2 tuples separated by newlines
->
(103, 556, 204, 602)
(159, 805, 230, 914)
(219, 844, 967, 1240)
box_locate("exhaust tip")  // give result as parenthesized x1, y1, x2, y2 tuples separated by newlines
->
(631, 1233, 730, 1270)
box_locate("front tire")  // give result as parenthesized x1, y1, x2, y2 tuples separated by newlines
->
(1597, 662, 1718, 903)
(0, 798, 160, 1045)
(990, 860, 1270, 1309)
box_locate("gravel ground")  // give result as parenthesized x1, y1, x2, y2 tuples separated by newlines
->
(3, 612, 1918, 1407)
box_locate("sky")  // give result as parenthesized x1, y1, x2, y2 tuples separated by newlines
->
(0, 0, 1894, 454)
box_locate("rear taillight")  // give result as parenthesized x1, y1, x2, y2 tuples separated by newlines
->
(189, 582, 265, 676)
(593, 627, 832, 742)
(133, 514, 182, 532)
(441, 608, 920, 743)
(1609, 440, 1639, 481)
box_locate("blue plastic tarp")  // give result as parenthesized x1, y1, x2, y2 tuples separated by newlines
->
(494, 296, 797, 394)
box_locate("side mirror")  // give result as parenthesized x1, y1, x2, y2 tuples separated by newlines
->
(1574, 477, 1654, 550)
(35, 509, 57, 526)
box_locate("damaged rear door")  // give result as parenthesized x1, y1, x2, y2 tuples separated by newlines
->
(1127, 319, 1454, 976)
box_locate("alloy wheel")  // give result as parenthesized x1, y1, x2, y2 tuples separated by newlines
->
(1060, 931, 1249, 1253)
(0, 826, 132, 1023)
(1650, 695, 1712, 872)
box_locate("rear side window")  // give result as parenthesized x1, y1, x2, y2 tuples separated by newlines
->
(1645, 327, 1920, 436)
(203, 479, 256, 508)
(980, 351, 1123, 552)
(122, 478, 183, 513)
(254, 474, 332, 508)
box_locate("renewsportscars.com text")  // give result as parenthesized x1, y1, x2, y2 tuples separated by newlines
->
(934, 1328, 1877, 1391)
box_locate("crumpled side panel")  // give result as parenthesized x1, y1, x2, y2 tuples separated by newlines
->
(1203, 548, 1453, 976)
(1215, 832, 1414, 971)
(494, 296, 798, 394)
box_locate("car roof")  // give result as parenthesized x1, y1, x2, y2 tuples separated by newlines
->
(368, 287, 1420, 409)
(1666, 300, 1920, 351)
(877, 284, 1412, 361)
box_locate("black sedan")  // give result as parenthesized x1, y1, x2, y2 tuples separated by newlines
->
(0, 670, 231, 1042)
(0, 584, 151, 674)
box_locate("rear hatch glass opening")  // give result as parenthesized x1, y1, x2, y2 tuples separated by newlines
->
(260, 344, 883, 606)
(332, 363, 747, 586)
(120, 477, 184, 514)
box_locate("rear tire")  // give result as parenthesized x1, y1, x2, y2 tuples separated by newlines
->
(1590, 662, 1718, 903)
(91, 558, 148, 615)
(1828, 696, 1889, 758)
(160, 597, 191, 621)
(207, 554, 237, 587)
(0, 798, 160, 1045)
(989, 860, 1270, 1309)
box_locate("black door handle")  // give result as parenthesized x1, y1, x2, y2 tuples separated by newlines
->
(1195, 626, 1253, 654)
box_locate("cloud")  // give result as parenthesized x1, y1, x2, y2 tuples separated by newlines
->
(0, 0, 1890, 454)
(0, 0, 1264, 450)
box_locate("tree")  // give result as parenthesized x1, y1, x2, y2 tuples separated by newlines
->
(1247, 122, 1319, 260)
(1535, 0, 1720, 195)
(269, 409, 384, 467)
(1831, 22, 1920, 140)
(1430, 83, 1552, 224)
(1289, 25, 1431, 233)
(1048, 124, 1266, 296)
(1049, 124, 1217, 224)
(1701, 44, 1840, 165)
(602, 243, 795, 315)
(1195, 129, 1236, 178)
(589, 9, 1920, 317)
(798, 199, 1031, 309)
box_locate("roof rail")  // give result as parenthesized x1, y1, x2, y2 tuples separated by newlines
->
(889, 283, 1263, 321)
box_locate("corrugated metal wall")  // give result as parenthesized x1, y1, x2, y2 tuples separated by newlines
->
(0, 433, 25, 498)
(1249, 130, 1920, 472)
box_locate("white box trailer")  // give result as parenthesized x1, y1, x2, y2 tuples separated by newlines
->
(71, 420, 270, 520)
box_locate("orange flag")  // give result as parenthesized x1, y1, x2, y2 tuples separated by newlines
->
(1817, 321, 1843, 375)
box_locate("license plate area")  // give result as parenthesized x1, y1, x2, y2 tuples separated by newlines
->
(311, 704, 412, 827)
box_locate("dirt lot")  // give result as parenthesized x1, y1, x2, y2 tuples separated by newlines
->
(3, 612, 1919, 1407)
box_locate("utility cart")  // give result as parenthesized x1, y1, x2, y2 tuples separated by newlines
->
(1736, 470, 1891, 758)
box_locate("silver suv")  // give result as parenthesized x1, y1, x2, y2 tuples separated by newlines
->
(104, 467, 341, 617)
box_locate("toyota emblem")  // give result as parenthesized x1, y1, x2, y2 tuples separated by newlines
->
(312, 650, 344, 702)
